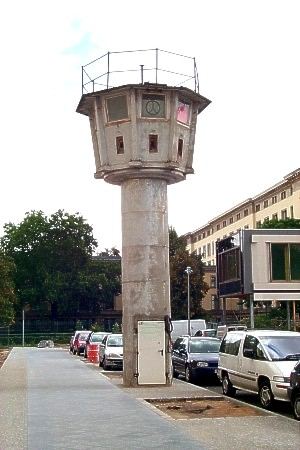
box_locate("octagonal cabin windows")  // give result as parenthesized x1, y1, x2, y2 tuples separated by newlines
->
(106, 94, 129, 122)
(142, 94, 166, 119)
(177, 99, 190, 125)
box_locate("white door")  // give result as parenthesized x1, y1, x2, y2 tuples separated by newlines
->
(137, 321, 166, 385)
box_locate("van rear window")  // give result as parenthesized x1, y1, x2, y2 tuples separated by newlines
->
(220, 333, 241, 356)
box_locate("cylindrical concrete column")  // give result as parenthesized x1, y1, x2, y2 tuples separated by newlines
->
(121, 178, 170, 386)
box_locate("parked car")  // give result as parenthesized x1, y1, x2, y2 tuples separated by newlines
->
(85, 332, 110, 363)
(72, 331, 91, 355)
(99, 334, 123, 370)
(287, 360, 300, 420)
(218, 329, 300, 409)
(37, 340, 54, 348)
(195, 328, 217, 337)
(172, 336, 221, 383)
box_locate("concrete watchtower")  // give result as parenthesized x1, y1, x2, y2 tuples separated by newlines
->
(77, 49, 210, 386)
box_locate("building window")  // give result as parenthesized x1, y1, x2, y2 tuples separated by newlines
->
(281, 209, 287, 220)
(177, 100, 190, 124)
(281, 191, 286, 200)
(271, 243, 300, 281)
(142, 94, 165, 118)
(202, 246, 206, 258)
(236, 213, 241, 220)
(255, 204, 261, 212)
(264, 200, 268, 208)
(256, 221, 261, 228)
(207, 243, 211, 257)
(210, 275, 216, 288)
(223, 220, 227, 227)
(217, 224, 220, 231)
(212, 241, 215, 256)
(272, 195, 277, 205)
(116, 136, 125, 154)
(106, 95, 129, 122)
(149, 134, 158, 153)
(244, 209, 249, 217)
(207, 229, 211, 236)
(290, 206, 294, 218)
(229, 217, 233, 224)
(177, 138, 183, 159)
(202, 232, 206, 239)
(211, 295, 219, 310)
(272, 213, 278, 221)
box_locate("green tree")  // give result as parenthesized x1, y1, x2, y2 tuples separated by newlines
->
(259, 217, 300, 229)
(1, 210, 97, 317)
(169, 227, 208, 319)
(0, 252, 16, 326)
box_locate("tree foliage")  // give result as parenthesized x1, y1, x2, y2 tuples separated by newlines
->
(0, 252, 16, 326)
(259, 218, 300, 229)
(0, 210, 120, 318)
(169, 227, 208, 319)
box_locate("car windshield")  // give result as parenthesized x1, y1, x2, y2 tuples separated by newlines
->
(92, 335, 106, 342)
(107, 336, 123, 347)
(189, 339, 220, 353)
(260, 335, 300, 361)
(79, 333, 90, 340)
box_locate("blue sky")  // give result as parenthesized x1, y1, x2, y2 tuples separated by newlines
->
(0, 0, 299, 252)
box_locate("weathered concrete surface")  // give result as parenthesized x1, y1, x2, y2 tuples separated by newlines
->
(122, 177, 171, 386)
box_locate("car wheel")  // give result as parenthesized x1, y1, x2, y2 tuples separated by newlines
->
(172, 366, 179, 379)
(222, 373, 236, 397)
(292, 393, 300, 420)
(103, 357, 110, 371)
(259, 380, 274, 409)
(185, 365, 194, 383)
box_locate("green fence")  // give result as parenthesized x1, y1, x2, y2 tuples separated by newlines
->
(0, 332, 71, 348)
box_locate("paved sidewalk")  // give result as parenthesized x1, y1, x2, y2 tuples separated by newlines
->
(1, 348, 299, 450)
(0, 348, 204, 450)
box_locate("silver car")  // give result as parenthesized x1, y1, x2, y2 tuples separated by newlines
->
(99, 334, 123, 370)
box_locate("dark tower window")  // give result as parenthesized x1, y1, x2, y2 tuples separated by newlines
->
(106, 95, 128, 122)
(177, 138, 183, 158)
(116, 136, 124, 154)
(149, 134, 158, 153)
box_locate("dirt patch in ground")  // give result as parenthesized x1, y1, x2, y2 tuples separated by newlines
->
(0, 348, 11, 369)
(147, 397, 269, 419)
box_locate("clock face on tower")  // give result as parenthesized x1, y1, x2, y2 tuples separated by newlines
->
(142, 94, 165, 118)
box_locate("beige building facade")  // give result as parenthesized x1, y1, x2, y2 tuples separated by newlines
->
(185, 168, 300, 317)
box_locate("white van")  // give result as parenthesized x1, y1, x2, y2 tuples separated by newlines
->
(171, 319, 206, 342)
(217, 329, 300, 408)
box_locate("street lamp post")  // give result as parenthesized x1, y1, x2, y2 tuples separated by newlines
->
(185, 267, 193, 336)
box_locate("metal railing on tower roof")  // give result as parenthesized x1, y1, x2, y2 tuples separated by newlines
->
(81, 48, 199, 95)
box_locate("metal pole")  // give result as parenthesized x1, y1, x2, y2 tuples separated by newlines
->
(22, 308, 25, 347)
(249, 294, 254, 329)
(293, 301, 296, 331)
(107, 52, 110, 89)
(185, 267, 193, 336)
(287, 301, 291, 330)
(140, 65, 144, 84)
(155, 48, 158, 84)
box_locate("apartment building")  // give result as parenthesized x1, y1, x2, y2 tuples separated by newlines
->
(186, 168, 300, 264)
(185, 168, 300, 318)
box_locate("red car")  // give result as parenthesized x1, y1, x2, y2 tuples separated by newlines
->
(72, 331, 91, 355)
(86, 332, 109, 363)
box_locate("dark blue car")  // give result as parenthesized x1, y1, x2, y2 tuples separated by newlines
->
(172, 336, 220, 383)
